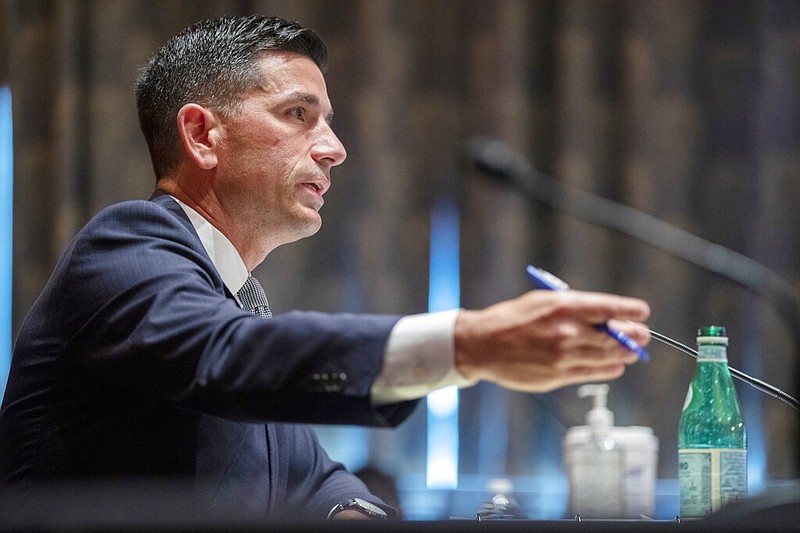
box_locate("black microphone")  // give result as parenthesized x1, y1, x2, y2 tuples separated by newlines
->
(465, 135, 800, 364)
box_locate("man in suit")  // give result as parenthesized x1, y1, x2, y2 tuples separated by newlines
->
(0, 15, 650, 521)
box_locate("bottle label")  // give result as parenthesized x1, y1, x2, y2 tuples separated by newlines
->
(696, 345, 727, 363)
(679, 448, 747, 517)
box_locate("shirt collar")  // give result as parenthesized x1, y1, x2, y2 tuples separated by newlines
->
(171, 196, 250, 296)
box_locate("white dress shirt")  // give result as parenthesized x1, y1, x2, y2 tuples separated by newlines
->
(173, 198, 476, 405)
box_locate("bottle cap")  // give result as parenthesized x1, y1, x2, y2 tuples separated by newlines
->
(696, 325, 729, 345)
(697, 325, 727, 337)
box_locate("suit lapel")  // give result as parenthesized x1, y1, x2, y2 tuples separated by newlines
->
(149, 190, 276, 514)
(149, 190, 236, 301)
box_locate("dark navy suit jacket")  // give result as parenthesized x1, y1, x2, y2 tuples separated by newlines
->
(0, 192, 417, 518)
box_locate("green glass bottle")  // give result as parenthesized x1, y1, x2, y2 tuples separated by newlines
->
(678, 326, 747, 518)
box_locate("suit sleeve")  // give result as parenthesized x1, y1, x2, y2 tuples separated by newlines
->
(51, 200, 416, 427)
(274, 424, 397, 519)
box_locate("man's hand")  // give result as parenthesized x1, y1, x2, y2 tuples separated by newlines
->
(454, 290, 651, 392)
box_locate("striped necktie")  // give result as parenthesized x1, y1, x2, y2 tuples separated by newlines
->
(237, 275, 272, 318)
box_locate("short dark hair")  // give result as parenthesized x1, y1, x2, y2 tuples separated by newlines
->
(135, 14, 328, 179)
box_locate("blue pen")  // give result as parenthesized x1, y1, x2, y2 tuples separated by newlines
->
(526, 265, 649, 361)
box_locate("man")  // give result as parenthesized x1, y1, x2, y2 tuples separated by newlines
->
(0, 15, 650, 521)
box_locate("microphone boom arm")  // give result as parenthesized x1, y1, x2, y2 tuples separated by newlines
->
(467, 135, 800, 362)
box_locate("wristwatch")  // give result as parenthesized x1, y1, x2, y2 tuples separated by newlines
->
(327, 497, 389, 520)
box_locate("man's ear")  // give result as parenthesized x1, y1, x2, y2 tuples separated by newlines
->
(177, 103, 221, 170)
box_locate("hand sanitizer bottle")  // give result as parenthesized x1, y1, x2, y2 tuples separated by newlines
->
(563, 384, 625, 518)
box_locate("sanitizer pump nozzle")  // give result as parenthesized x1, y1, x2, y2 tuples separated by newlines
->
(578, 384, 614, 441)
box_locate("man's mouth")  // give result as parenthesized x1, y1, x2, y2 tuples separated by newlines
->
(302, 178, 330, 196)
(300, 180, 328, 210)
(303, 182, 324, 194)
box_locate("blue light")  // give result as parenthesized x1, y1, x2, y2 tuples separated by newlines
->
(426, 198, 460, 489)
(427, 199, 460, 312)
(0, 86, 12, 401)
(740, 322, 766, 495)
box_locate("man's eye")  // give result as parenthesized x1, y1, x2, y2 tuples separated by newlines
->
(289, 107, 305, 121)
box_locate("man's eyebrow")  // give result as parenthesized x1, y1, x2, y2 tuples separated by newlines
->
(286, 91, 335, 124)
(288, 91, 319, 105)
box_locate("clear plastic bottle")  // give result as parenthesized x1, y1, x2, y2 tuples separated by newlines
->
(678, 325, 747, 518)
(565, 384, 625, 518)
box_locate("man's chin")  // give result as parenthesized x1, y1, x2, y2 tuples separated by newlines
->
(290, 214, 322, 241)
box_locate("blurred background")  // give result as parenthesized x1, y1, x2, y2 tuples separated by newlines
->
(2, 0, 799, 521)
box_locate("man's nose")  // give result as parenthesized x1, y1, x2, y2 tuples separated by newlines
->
(312, 123, 347, 167)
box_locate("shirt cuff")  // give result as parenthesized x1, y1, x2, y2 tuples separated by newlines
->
(371, 309, 477, 405)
